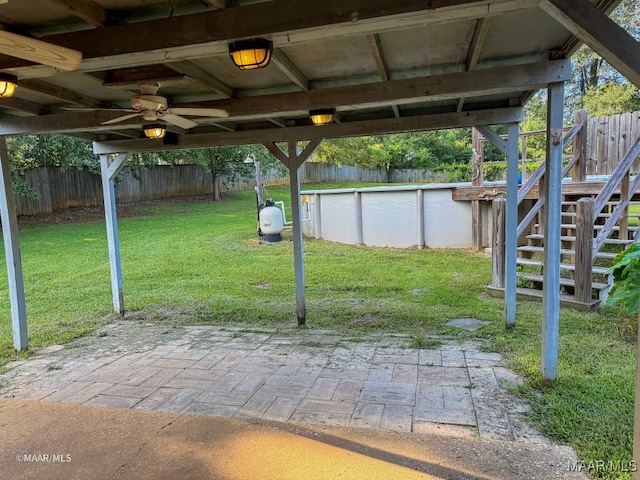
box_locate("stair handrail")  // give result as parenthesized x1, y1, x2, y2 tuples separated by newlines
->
(591, 134, 640, 254)
(515, 137, 584, 238)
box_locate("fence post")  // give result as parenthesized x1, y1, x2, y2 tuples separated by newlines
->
(491, 198, 506, 289)
(472, 127, 484, 250)
(572, 109, 588, 183)
(575, 198, 594, 304)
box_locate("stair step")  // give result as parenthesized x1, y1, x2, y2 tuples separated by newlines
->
(560, 211, 640, 218)
(486, 286, 600, 312)
(516, 257, 610, 275)
(525, 234, 634, 245)
(534, 223, 640, 231)
(561, 201, 626, 206)
(518, 273, 609, 290)
(517, 245, 618, 259)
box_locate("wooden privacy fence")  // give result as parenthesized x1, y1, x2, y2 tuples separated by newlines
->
(14, 164, 288, 216)
(14, 163, 449, 216)
(587, 110, 640, 175)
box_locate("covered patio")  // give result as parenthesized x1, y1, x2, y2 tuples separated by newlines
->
(0, 0, 638, 385)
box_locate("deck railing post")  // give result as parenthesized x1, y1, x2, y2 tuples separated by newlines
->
(575, 198, 594, 304)
(572, 109, 588, 183)
(491, 197, 506, 289)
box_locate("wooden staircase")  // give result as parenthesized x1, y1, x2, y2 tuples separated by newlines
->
(487, 116, 640, 311)
(513, 201, 640, 310)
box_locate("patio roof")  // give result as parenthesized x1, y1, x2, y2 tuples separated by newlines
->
(0, 0, 633, 148)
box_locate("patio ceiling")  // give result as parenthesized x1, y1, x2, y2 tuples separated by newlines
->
(0, 0, 630, 151)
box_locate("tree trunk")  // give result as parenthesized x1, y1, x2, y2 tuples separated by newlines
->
(212, 172, 221, 201)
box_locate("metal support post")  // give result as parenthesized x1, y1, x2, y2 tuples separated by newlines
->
(288, 142, 306, 325)
(505, 122, 520, 326)
(542, 82, 565, 381)
(0, 136, 28, 350)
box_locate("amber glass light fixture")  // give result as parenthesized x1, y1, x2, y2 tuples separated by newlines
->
(0, 74, 18, 98)
(309, 108, 335, 126)
(143, 123, 166, 139)
(228, 39, 273, 70)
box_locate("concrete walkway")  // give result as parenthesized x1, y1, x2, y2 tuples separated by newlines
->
(0, 322, 588, 479)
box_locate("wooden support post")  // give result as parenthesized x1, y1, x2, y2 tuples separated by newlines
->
(537, 174, 546, 237)
(572, 109, 588, 183)
(542, 81, 565, 382)
(620, 173, 630, 240)
(99, 153, 130, 315)
(287, 141, 307, 326)
(471, 127, 484, 251)
(265, 140, 322, 326)
(521, 135, 528, 182)
(575, 198, 594, 304)
(491, 197, 506, 289)
(505, 123, 519, 326)
(0, 136, 28, 350)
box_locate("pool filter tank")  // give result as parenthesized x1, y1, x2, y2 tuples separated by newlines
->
(258, 198, 284, 242)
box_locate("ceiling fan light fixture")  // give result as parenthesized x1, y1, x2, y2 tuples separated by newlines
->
(309, 108, 335, 126)
(229, 39, 273, 70)
(143, 123, 166, 139)
(0, 74, 18, 98)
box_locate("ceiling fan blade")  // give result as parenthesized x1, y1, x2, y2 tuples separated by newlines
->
(166, 107, 229, 118)
(102, 112, 142, 125)
(160, 113, 198, 129)
(0, 30, 82, 71)
(61, 106, 137, 113)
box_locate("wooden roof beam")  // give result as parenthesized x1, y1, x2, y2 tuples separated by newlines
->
(176, 59, 571, 119)
(540, 0, 640, 87)
(92, 107, 525, 154)
(0, 60, 569, 135)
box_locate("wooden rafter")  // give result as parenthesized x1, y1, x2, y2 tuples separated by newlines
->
(457, 17, 491, 112)
(271, 50, 309, 91)
(17, 79, 107, 109)
(202, 0, 227, 8)
(49, 0, 119, 27)
(167, 61, 234, 98)
(540, 0, 640, 87)
(0, 98, 50, 116)
(367, 33, 399, 118)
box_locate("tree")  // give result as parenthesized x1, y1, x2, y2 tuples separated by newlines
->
(583, 82, 640, 117)
(567, 0, 640, 113)
(155, 144, 279, 201)
(8, 134, 98, 172)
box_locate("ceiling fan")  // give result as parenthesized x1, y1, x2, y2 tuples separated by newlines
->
(64, 84, 229, 130)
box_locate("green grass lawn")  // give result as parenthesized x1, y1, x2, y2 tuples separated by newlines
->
(0, 183, 636, 479)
